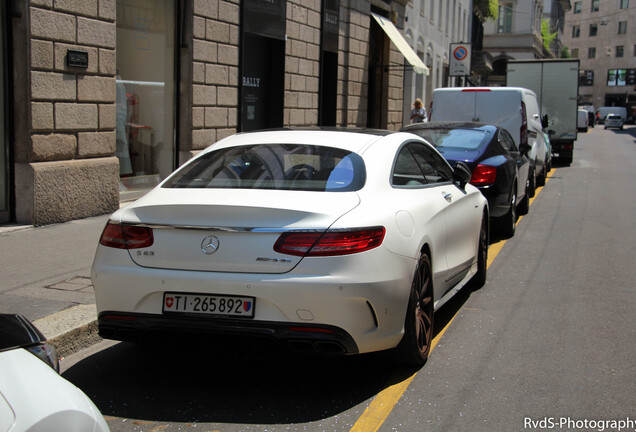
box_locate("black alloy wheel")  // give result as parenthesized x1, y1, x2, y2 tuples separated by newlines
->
(396, 253, 434, 367)
(527, 166, 536, 198)
(498, 185, 516, 238)
(470, 215, 488, 290)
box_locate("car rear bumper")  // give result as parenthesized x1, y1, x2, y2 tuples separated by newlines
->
(98, 312, 359, 354)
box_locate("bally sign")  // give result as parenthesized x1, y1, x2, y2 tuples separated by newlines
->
(449, 43, 471, 77)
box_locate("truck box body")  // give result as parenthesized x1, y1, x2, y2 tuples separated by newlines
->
(506, 59, 579, 165)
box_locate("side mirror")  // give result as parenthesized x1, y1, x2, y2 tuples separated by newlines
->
(520, 143, 532, 154)
(453, 161, 472, 188)
(541, 114, 549, 129)
(548, 129, 556, 136)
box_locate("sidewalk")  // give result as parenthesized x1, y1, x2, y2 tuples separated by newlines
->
(0, 201, 135, 358)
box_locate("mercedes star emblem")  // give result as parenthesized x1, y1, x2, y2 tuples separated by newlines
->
(201, 235, 220, 255)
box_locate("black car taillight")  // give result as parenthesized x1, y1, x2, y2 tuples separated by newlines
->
(274, 227, 385, 257)
(470, 165, 497, 186)
(99, 221, 154, 249)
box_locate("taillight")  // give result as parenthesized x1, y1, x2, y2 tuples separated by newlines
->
(274, 228, 385, 257)
(520, 101, 528, 149)
(99, 222, 154, 249)
(470, 165, 497, 186)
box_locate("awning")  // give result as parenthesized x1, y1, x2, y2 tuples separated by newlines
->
(371, 13, 429, 75)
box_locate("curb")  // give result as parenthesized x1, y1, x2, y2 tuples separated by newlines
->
(33, 304, 102, 359)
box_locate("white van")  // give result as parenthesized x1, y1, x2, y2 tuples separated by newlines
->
(597, 106, 627, 124)
(577, 109, 588, 132)
(430, 87, 547, 195)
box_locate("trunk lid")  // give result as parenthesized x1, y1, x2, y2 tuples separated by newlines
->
(119, 188, 360, 273)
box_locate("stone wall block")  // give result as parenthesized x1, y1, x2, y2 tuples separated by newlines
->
(26, 158, 120, 225)
(54, 44, 99, 73)
(193, 39, 218, 63)
(78, 76, 116, 102)
(99, 49, 116, 75)
(32, 72, 76, 100)
(77, 17, 116, 48)
(206, 21, 230, 43)
(99, 103, 116, 129)
(31, 102, 54, 130)
(218, 1, 239, 24)
(205, 64, 229, 85)
(205, 107, 228, 127)
(31, 133, 77, 161)
(55, 103, 98, 130)
(193, 62, 206, 83)
(194, 0, 219, 19)
(98, 0, 116, 20)
(217, 87, 237, 106)
(192, 129, 216, 150)
(78, 131, 116, 157)
(31, 8, 76, 42)
(55, 0, 98, 17)
(31, 40, 54, 69)
(192, 107, 205, 127)
(193, 84, 217, 106)
(217, 44, 238, 65)
(193, 16, 206, 39)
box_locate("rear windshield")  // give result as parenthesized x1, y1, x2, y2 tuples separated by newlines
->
(607, 115, 621, 119)
(163, 144, 366, 192)
(408, 128, 491, 150)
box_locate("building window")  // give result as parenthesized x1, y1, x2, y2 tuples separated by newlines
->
(588, 47, 596, 58)
(572, 48, 579, 58)
(573, 1, 582, 13)
(572, 25, 580, 38)
(497, 4, 513, 33)
(607, 69, 626, 86)
(634, 44, 636, 56)
(579, 70, 594, 86)
(618, 21, 627, 34)
(591, 0, 599, 11)
(620, 0, 629, 9)
(116, 0, 177, 191)
(616, 45, 624, 57)
(589, 24, 598, 36)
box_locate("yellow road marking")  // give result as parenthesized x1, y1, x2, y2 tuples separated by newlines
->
(349, 169, 553, 431)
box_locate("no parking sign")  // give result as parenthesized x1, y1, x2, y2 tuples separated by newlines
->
(449, 43, 471, 76)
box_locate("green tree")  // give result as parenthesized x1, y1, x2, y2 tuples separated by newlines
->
(560, 47, 571, 58)
(541, 18, 558, 54)
(474, 0, 498, 21)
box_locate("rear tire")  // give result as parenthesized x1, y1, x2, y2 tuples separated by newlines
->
(527, 167, 536, 198)
(536, 165, 546, 187)
(470, 215, 488, 290)
(497, 186, 516, 238)
(395, 253, 434, 367)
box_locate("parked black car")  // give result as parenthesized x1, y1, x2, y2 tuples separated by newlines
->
(402, 122, 531, 238)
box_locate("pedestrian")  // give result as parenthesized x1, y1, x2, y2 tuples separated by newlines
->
(410, 98, 427, 123)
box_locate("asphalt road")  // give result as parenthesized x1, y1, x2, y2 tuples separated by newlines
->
(61, 125, 636, 432)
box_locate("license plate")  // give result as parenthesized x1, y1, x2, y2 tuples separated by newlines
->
(163, 292, 255, 318)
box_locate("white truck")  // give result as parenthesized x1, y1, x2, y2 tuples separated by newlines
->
(506, 59, 580, 165)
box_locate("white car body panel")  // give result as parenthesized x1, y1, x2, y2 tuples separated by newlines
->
(93, 130, 487, 355)
(0, 348, 109, 432)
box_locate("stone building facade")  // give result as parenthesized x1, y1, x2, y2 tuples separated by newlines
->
(3, 0, 416, 226)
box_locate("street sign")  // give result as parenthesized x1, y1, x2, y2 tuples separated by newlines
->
(449, 43, 471, 77)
